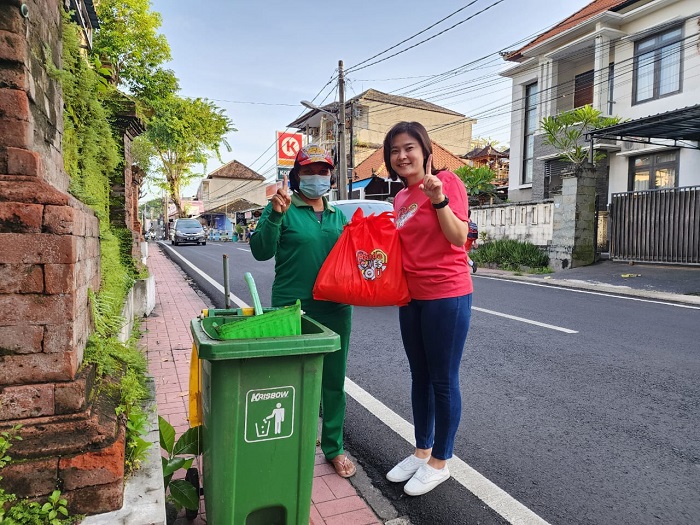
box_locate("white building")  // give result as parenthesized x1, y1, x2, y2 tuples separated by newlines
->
(501, 0, 700, 204)
(196, 160, 267, 213)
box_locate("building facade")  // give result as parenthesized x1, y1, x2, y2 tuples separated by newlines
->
(501, 0, 700, 204)
(288, 89, 475, 173)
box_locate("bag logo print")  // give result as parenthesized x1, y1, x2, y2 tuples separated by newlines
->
(356, 249, 388, 280)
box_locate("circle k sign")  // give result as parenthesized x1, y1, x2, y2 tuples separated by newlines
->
(277, 132, 303, 167)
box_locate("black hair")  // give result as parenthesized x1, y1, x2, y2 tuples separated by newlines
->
(383, 121, 440, 186)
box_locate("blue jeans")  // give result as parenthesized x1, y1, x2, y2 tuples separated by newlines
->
(399, 294, 472, 460)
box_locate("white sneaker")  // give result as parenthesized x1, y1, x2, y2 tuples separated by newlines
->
(386, 454, 429, 482)
(403, 463, 450, 496)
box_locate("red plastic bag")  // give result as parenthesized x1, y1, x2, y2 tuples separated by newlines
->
(313, 208, 410, 307)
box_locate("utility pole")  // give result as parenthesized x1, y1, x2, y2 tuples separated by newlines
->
(337, 60, 348, 200)
(348, 100, 354, 199)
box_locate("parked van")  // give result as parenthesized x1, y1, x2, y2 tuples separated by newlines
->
(170, 218, 206, 246)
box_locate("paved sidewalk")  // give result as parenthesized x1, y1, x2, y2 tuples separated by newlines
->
(140, 244, 382, 525)
(477, 259, 700, 305)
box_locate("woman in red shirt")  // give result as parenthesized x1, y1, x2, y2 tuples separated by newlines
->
(384, 121, 473, 496)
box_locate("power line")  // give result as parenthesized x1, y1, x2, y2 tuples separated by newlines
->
(346, 0, 482, 72)
(346, 0, 507, 74)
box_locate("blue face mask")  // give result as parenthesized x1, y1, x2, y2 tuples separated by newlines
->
(299, 175, 331, 199)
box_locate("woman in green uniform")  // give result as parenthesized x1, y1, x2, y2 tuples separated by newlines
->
(250, 144, 355, 478)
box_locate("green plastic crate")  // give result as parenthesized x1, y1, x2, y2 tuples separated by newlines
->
(212, 300, 301, 340)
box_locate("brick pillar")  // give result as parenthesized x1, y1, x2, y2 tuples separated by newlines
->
(550, 166, 597, 269)
(0, 0, 125, 515)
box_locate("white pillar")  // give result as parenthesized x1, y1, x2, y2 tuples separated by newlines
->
(538, 57, 558, 121)
(593, 35, 611, 114)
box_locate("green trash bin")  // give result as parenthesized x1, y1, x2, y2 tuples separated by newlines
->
(190, 308, 340, 525)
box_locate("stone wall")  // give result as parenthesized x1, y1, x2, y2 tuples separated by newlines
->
(550, 169, 597, 269)
(472, 167, 598, 271)
(0, 0, 125, 515)
(472, 201, 554, 247)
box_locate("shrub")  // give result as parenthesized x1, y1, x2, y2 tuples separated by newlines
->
(471, 239, 549, 271)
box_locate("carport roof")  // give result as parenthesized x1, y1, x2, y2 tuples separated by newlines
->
(586, 104, 700, 147)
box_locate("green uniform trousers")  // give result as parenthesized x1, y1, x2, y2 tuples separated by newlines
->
(298, 299, 352, 460)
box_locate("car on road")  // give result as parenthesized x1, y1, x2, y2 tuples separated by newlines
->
(330, 199, 393, 221)
(170, 218, 206, 246)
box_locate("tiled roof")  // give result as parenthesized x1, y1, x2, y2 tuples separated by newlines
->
(288, 89, 464, 128)
(207, 160, 265, 181)
(353, 89, 465, 117)
(463, 144, 508, 159)
(504, 0, 631, 61)
(352, 140, 467, 182)
(205, 198, 263, 215)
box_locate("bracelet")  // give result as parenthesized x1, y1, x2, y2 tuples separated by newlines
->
(432, 196, 449, 209)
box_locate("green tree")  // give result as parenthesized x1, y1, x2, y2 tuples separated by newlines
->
(454, 165, 497, 200)
(93, 0, 178, 106)
(540, 105, 621, 173)
(144, 95, 235, 217)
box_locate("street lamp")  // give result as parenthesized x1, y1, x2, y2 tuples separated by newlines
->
(300, 100, 348, 200)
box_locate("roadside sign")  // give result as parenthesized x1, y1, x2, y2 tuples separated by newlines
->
(277, 166, 291, 180)
(277, 132, 302, 167)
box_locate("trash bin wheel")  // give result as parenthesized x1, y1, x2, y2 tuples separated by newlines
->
(184, 467, 200, 519)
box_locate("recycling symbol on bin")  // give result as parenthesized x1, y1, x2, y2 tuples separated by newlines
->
(244, 386, 295, 443)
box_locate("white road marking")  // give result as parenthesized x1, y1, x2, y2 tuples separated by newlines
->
(472, 307, 578, 334)
(159, 243, 247, 307)
(345, 378, 551, 525)
(475, 275, 700, 310)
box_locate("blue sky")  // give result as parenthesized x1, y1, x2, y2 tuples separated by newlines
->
(148, 0, 592, 197)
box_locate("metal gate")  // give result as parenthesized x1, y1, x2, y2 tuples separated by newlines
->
(609, 185, 700, 265)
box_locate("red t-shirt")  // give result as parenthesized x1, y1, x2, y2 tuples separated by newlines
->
(394, 171, 473, 300)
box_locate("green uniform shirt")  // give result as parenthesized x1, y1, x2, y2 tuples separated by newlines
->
(250, 193, 348, 307)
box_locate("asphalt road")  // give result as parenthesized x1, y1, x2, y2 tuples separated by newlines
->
(159, 240, 700, 525)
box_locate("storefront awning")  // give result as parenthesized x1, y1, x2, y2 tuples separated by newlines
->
(586, 104, 700, 148)
(348, 178, 372, 190)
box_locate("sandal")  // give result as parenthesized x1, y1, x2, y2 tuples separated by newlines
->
(329, 454, 356, 478)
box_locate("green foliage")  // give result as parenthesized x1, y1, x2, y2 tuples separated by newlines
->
(0, 426, 22, 470)
(540, 105, 622, 170)
(118, 406, 151, 475)
(0, 429, 76, 525)
(92, 0, 177, 106)
(145, 94, 235, 217)
(454, 165, 497, 197)
(54, 13, 150, 476)
(139, 197, 164, 221)
(470, 239, 550, 272)
(158, 417, 201, 511)
(51, 12, 120, 220)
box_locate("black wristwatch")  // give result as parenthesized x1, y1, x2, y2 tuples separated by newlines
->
(432, 196, 449, 209)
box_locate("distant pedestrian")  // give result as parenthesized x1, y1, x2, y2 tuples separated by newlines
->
(250, 144, 356, 478)
(384, 121, 473, 496)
